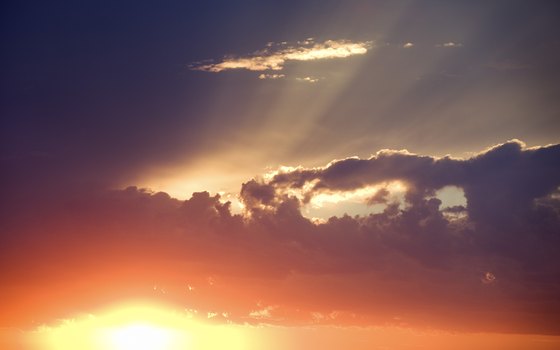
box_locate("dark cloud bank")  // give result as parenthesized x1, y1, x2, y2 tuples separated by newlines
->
(1, 140, 560, 334)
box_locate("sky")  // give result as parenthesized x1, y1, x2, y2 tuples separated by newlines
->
(1, 1, 560, 349)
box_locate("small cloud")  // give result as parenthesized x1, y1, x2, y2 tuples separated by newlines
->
(438, 42, 463, 48)
(441, 205, 468, 220)
(481, 272, 496, 284)
(311, 312, 326, 322)
(191, 39, 372, 74)
(249, 305, 278, 319)
(296, 76, 320, 83)
(258, 73, 286, 80)
(403, 42, 414, 48)
(297, 37, 315, 45)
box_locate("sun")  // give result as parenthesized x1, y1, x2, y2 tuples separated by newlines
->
(94, 303, 192, 350)
(35, 302, 192, 350)
(34, 302, 193, 350)
(30, 301, 250, 350)
(105, 323, 179, 350)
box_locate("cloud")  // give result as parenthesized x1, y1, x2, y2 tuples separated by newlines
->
(366, 187, 390, 205)
(481, 271, 496, 284)
(264, 140, 560, 225)
(296, 76, 320, 83)
(191, 39, 372, 73)
(1, 141, 560, 335)
(438, 42, 463, 48)
(248, 305, 278, 320)
(258, 73, 285, 80)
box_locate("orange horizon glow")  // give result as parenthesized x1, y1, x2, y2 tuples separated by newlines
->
(7, 301, 249, 350)
(3, 300, 560, 350)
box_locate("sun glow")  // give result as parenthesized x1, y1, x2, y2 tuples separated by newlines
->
(308, 181, 407, 208)
(28, 301, 248, 350)
(105, 323, 180, 350)
(298, 181, 407, 219)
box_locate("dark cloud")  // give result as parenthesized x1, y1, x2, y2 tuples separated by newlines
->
(366, 187, 390, 205)
(1, 141, 559, 335)
(265, 140, 560, 226)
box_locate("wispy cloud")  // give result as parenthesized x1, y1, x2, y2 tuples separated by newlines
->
(191, 39, 372, 73)
(296, 76, 320, 83)
(258, 73, 285, 80)
(437, 42, 463, 48)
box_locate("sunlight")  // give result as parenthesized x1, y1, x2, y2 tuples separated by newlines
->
(104, 323, 178, 350)
(307, 181, 407, 208)
(31, 301, 248, 350)
(300, 181, 407, 219)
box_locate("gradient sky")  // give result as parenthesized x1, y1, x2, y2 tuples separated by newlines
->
(1, 1, 560, 349)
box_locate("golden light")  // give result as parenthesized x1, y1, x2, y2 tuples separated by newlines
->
(27, 301, 249, 350)
(307, 181, 407, 209)
(5, 301, 560, 350)
(299, 181, 408, 219)
(104, 323, 179, 350)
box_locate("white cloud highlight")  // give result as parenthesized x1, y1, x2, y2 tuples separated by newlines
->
(191, 39, 372, 73)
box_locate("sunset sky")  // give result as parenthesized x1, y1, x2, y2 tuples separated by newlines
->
(1, 1, 560, 349)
